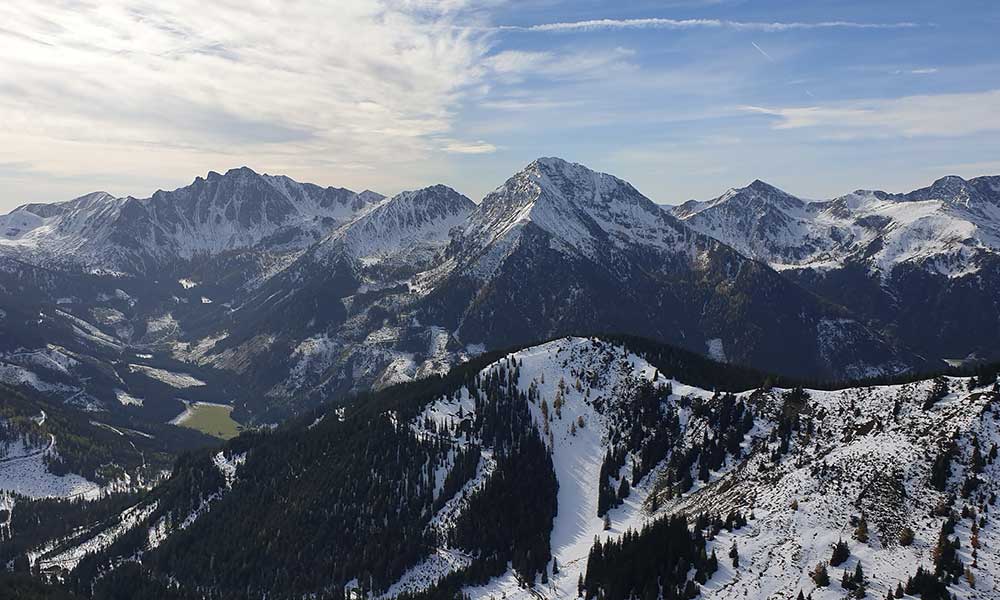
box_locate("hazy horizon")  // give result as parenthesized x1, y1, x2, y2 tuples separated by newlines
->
(4, 159, 998, 211)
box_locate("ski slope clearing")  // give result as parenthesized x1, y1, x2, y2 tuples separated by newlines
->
(0, 435, 100, 500)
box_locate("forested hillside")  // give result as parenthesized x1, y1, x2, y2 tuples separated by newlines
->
(4, 336, 997, 599)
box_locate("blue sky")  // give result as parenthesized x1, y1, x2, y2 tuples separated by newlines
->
(0, 0, 998, 210)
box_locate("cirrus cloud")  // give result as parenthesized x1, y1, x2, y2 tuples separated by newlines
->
(743, 90, 1000, 138)
(497, 18, 921, 33)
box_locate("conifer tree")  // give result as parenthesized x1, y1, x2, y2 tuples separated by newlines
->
(811, 562, 830, 587)
(617, 476, 630, 500)
(830, 539, 850, 566)
(841, 569, 854, 590)
(971, 439, 985, 473)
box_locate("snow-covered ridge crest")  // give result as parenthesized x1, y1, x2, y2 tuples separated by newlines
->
(317, 184, 474, 265)
(674, 173, 1000, 278)
(0, 167, 385, 270)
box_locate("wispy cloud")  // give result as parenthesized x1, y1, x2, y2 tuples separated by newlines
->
(480, 98, 582, 111)
(891, 67, 939, 75)
(743, 90, 1000, 137)
(0, 0, 495, 199)
(497, 18, 921, 33)
(750, 41, 775, 62)
(484, 47, 637, 82)
(440, 138, 499, 154)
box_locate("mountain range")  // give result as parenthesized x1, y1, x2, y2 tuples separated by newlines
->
(1, 157, 999, 599)
(6, 158, 981, 425)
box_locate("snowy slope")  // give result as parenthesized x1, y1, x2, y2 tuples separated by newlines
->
(322, 184, 474, 267)
(387, 337, 1000, 599)
(0, 434, 102, 500)
(399, 337, 687, 597)
(0, 192, 125, 253)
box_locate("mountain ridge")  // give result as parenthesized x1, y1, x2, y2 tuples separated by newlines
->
(0, 167, 386, 273)
(4, 159, 995, 426)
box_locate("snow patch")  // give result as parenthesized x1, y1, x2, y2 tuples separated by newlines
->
(706, 338, 727, 363)
(129, 364, 206, 388)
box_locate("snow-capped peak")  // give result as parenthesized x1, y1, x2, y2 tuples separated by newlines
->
(718, 180, 804, 212)
(317, 184, 474, 265)
(456, 157, 686, 274)
(673, 180, 804, 225)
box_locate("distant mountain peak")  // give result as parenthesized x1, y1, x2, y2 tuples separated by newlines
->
(376, 185, 474, 217)
(398, 183, 462, 197)
(477, 158, 646, 221)
(207, 166, 260, 178)
(526, 156, 573, 171)
(738, 179, 801, 204)
(907, 173, 1000, 207)
(0, 169, 386, 269)
(923, 174, 971, 198)
(684, 179, 804, 218)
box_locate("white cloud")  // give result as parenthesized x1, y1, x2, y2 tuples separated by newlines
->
(484, 47, 636, 82)
(479, 98, 582, 111)
(440, 138, 498, 154)
(0, 0, 494, 199)
(743, 90, 1000, 138)
(499, 18, 920, 33)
